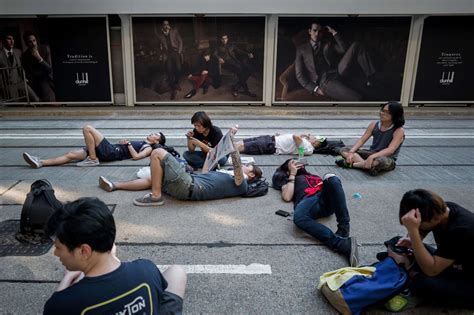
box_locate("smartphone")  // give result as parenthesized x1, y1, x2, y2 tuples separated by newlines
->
(275, 210, 290, 217)
(185, 134, 191, 138)
(297, 158, 308, 165)
(389, 244, 413, 255)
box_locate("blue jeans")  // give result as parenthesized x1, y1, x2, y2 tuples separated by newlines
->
(183, 151, 228, 169)
(293, 176, 350, 251)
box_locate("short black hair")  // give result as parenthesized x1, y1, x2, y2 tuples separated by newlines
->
(22, 30, 36, 44)
(47, 197, 115, 252)
(399, 189, 447, 224)
(159, 132, 166, 145)
(383, 101, 405, 129)
(191, 111, 213, 130)
(309, 20, 321, 29)
(1, 30, 14, 44)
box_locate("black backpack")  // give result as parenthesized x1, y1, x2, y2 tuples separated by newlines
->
(18, 179, 63, 238)
(243, 177, 269, 198)
(313, 139, 346, 156)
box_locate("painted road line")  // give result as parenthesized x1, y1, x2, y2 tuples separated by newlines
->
(1, 134, 474, 139)
(157, 264, 272, 274)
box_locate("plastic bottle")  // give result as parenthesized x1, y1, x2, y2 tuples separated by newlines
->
(352, 192, 362, 199)
(298, 145, 305, 160)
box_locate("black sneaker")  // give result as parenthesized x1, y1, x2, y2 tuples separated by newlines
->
(335, 155, 351, 168)
(339, 237, 360, 267)
(184, 89, 196, 99)
(335, 224, 350, 238)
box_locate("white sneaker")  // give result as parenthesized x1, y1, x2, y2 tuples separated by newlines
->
(77, 157, 100, 167)
(23, 152, 43, 169)
(99, 176, 116, 192)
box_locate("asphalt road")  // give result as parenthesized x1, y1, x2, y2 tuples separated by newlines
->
(1, 108, 473, 314)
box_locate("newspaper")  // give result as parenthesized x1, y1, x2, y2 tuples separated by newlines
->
(204, 130, 236, 171)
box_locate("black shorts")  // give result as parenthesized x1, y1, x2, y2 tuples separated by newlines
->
(160, 291, 184, 315)
(85, 138, 120, 162)
(243, 135, 276, 155)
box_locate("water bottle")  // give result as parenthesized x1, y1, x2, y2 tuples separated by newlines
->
(352, 192, 362, 199)
(298, 145, 305, 160)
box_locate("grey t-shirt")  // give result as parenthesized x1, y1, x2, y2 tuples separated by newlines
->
(191, 172, 248, 201)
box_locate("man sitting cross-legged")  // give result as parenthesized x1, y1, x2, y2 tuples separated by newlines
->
(23, 125, 165, 168)
(43, 197, 187, 315)
(133, 127, 262, 206)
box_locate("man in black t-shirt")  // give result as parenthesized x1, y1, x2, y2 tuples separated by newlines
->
(397, 189, 474, 308)
(43, 197, 187, 315)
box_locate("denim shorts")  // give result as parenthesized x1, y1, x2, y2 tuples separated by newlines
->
(85, 138, 120, 162)
(160, 291, 183, 315)
(161, 154, 193, 200)
(243, 135, 276, 155)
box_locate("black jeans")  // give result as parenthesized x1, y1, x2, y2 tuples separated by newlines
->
(410, 268, 474, 308)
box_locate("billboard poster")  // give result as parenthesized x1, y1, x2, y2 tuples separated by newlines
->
(275, 16, 411, 103)
(0, 17, 112, 103)
(412, 16, 474, 102)
(132, 16, 265, 103)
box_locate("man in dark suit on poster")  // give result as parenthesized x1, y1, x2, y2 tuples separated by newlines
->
(21, 30, 55, 102)
(156, 19, 183, 100)
(295, 21, 376, 101)
(0, 32, 39, 102)
(214, 33, 256, 98)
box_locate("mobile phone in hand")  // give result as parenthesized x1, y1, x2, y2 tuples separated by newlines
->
(275, 209, 290, 217)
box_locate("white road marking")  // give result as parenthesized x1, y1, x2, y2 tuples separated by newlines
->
(1, 134, 474, 139)
(157, 263, 272, 274)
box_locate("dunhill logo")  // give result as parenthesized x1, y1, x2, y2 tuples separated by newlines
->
(75, 72, 89, 86)
(439, 72, 454, 85)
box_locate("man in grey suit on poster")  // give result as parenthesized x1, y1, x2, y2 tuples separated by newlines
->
(295, 21, 376, 101)
(0, 32, 39, 102)
(156, 19, 183, 100)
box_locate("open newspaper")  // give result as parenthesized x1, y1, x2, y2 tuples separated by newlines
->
(204, 130, 236, 171)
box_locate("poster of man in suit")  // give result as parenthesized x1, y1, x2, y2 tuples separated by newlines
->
(275, 16, 411, 103)
(0, 30, 39, 102)
(0, 17, 112, 103)
(132, 16, 265, 103)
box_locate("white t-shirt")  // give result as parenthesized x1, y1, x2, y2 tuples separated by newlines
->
(275, 134, 313, 155)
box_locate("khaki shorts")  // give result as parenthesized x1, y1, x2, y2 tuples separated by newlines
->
(340, 147, 396, 173)
(161, 154, 193, 200)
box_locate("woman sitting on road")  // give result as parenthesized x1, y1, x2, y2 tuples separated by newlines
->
(335, 101, 405, 176)
(272, 158, 358, 266)
(183, 111, 227, 170)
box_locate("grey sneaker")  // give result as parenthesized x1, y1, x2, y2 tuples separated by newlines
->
(23, 152, 43, 169)
(339, 236, 360, 267)
(99, 176, 116, 192)
(77, 157, 100, 167)
(133, 193, 164, 207)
